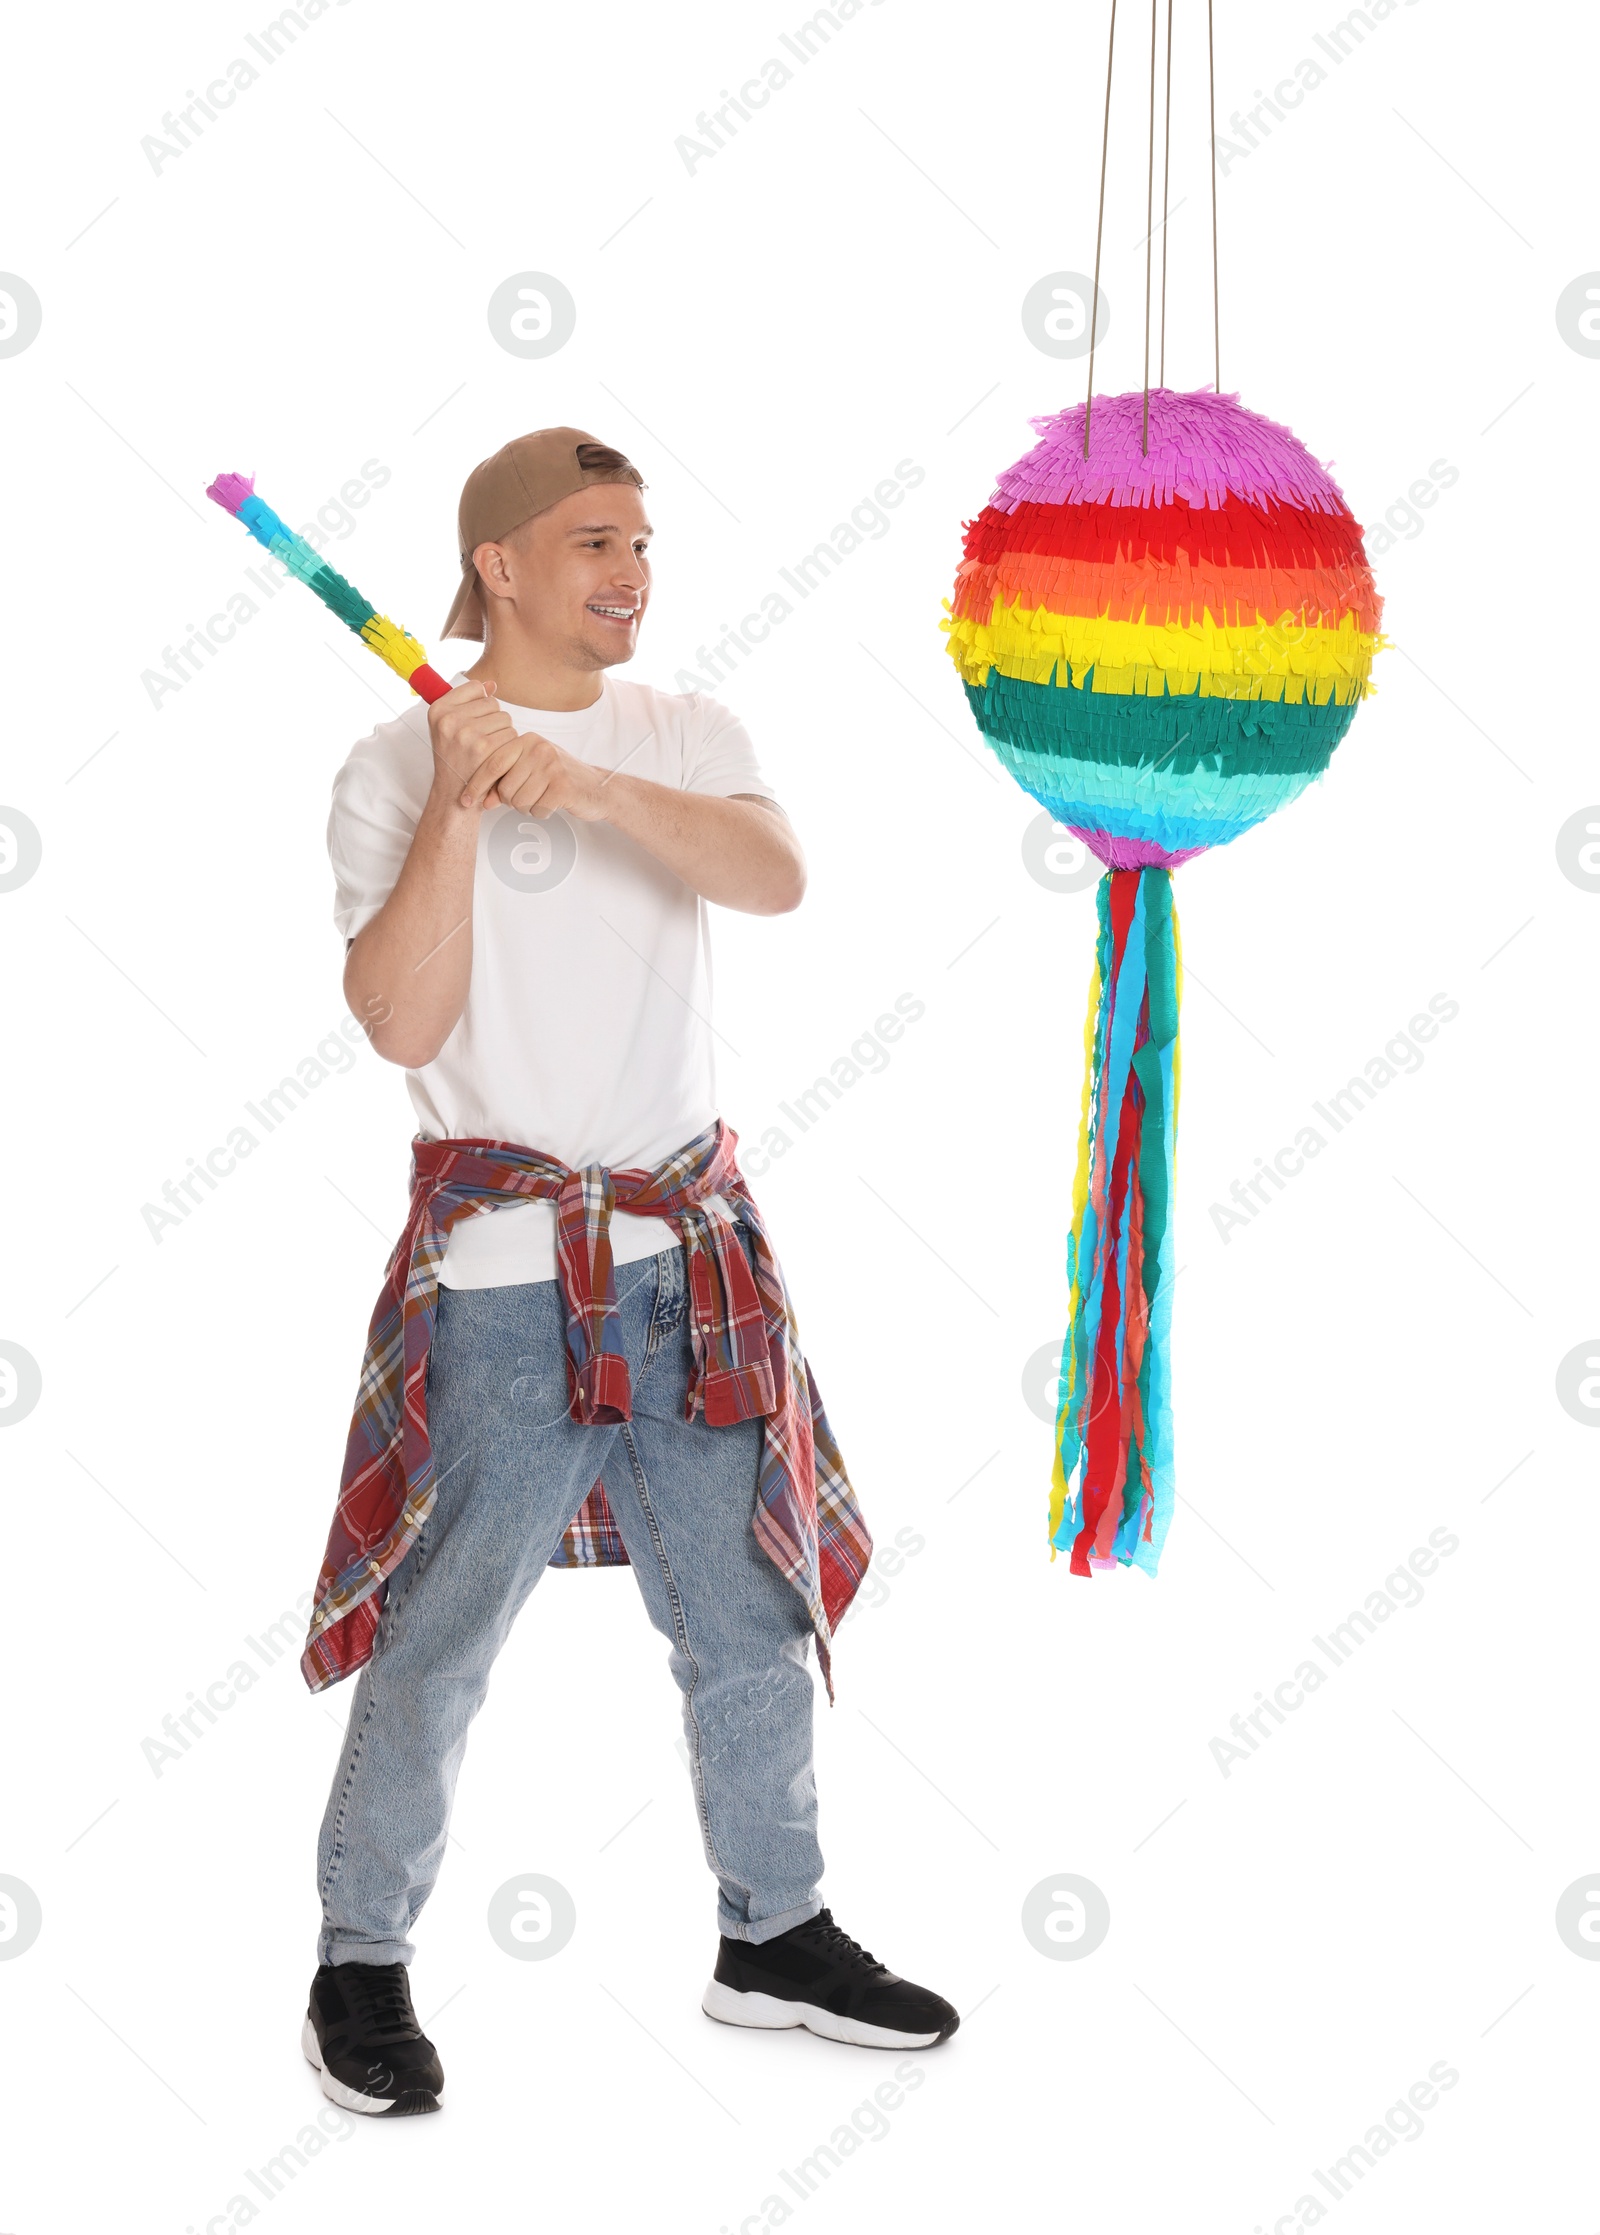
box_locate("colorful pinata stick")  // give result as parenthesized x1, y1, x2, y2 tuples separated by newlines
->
(205, 473, 453, 705)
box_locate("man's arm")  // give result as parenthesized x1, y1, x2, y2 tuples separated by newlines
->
(342, 791, 480, 1068)
(342, 682, 516, 1068)
(457, 709, 806, 916)
(344, 680, 804, 1069)
(576, 774, 806, 915)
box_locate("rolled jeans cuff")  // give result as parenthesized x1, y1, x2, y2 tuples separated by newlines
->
(718, 1892, 824, 1946)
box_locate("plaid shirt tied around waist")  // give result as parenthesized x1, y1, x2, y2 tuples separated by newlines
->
(301, 1119, 871, 1699)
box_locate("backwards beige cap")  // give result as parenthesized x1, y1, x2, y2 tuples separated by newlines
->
(440, 427, 646, 641)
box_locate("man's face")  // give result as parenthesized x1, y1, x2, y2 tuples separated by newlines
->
(481, 482, 653, 670)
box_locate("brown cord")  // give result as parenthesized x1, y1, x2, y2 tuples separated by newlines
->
(1092, 0, 1223, 442)
(1208, 0, 1221, 393)
(1158, 0, 1173, 387)
(1142, 0, 1157, 452)
(1084, 0, 1118, 458)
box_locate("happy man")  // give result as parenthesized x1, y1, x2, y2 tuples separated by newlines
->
(300, 429, 958, 2115)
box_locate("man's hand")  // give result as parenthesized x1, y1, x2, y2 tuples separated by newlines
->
(465, 727, 608, 822)
(426, 677, 606, 821)
(426, 677, 519, 810)
(423, 675, 801, 914)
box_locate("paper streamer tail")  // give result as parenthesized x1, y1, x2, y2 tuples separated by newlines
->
(1050, 865, 1182, 1575)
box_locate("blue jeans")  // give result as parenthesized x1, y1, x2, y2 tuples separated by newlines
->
(315, 1244, 824, 1965)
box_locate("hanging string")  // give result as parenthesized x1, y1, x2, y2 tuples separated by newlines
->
(1141, 0, 1157, 452)
(1158, 0, 1173, 387)
(1084, 0, 1118, 457)
(1091, 0, 1224, 436)
(1207, 0, 1221, 393)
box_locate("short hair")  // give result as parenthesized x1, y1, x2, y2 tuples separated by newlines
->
(574, 440, 645, 489)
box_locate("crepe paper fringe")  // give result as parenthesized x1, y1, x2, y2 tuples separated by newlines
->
(960, 489, 1374, 578)
(946, 603, 1377, 703)
(953, 494, 1381, 642)
(970, 665, 1359, 771)
(1050, 866, 1180, 1576)
(942, 389, 1383, 874)
(204, 471, 452, 705)
(966, 675, 1360, 865)
(995, 386, 1355, 516)
(943, 388, 1378, 1579)
(957, 553, 1379, 642)
(1068, 828, 1205, 872)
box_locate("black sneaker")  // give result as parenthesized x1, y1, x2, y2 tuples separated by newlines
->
(302, 1961, 445, 2116)
(702, 1908, 959, 2050)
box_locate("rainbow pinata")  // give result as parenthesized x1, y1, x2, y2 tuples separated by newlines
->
(944, 385, 1382, 1581)
(945, 386, 1382, 867)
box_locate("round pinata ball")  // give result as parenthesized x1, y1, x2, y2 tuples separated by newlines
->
(943, 386, 1384, 869)
(941, 387, 1384, 1580)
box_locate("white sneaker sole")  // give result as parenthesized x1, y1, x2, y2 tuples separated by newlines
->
(701, 1977, 943, 2050)
(301, 2012, 435, 2115)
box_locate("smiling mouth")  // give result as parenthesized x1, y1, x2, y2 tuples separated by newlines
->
(587, 602, 638, 625)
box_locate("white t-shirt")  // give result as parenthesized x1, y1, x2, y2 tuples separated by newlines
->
(328, 671, 778, 1287)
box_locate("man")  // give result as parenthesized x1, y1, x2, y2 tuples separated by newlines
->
(301, 429, 957, 2116)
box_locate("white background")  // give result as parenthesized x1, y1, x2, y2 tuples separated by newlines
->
(1, 0, 1595, 2228)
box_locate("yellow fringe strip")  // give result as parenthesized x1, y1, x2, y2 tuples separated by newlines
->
(360, 612, 432, 682)
(944, 600, 1383, 704)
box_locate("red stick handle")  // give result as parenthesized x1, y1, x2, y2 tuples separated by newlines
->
(408, 663, 453, 704)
